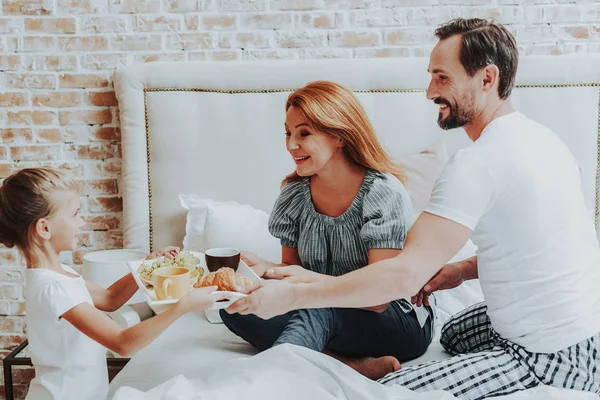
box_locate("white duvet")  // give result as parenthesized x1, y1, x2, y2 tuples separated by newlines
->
(112, 343, 598, 400)
(109, 243, 598, 400)
(109, 287, 598, 398)
(112, 343, 452, 400)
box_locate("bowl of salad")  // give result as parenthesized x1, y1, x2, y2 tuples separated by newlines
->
(137, 251, 204, 286)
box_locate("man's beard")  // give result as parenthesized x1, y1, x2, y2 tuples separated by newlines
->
(435, 91, 476, 130)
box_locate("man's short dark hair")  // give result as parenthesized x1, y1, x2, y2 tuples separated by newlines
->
(435, 18, 519, 100)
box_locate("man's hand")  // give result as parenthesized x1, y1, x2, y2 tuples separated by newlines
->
(225, 280, 298, 320)
(411, 262, 464, 307)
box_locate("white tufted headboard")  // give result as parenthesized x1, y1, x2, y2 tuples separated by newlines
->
(113, 56, 600, 253)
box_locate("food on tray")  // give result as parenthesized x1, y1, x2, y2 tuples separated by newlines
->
(137, 251, 203, 284)
(193, 267, 258, 294)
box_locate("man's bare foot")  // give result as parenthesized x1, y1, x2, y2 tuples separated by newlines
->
(345, 356, 401, 380)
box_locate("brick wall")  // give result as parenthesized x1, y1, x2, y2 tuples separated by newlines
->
(1, 0, 600, 397)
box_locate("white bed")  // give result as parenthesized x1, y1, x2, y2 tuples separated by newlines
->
(109, 56, 600, 399)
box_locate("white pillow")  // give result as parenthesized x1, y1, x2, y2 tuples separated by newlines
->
(179, 194, 282, 264)
(398, 140, 450, 216)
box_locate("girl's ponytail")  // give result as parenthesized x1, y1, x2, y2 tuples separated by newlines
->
(0, 167, 79, 264)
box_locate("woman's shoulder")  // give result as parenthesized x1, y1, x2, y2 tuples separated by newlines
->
(278, 178, 309, 204)
(280, 178, 307, 195)
(359, 170, 413, 219)
(271, 178, 309, 217)
(363, 170, 410, 201)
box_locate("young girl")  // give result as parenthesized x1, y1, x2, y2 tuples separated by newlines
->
(0, 167, 227, 400)
(221, 81, 435, 380)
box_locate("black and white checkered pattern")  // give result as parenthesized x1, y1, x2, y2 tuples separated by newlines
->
(378, 302, 600, 399)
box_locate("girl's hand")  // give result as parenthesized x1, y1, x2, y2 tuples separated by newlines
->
(264, 265, 331, 284)
(241, 251, 272, 277)
(177, 286, 230, 314)
(146, 246, 180, 260)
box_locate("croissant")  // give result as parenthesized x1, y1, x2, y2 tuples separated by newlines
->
(194, 267, 257, 294)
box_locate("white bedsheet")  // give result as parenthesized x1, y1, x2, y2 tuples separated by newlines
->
(108, 312, 598, 400)
(112, 344, 456, 400)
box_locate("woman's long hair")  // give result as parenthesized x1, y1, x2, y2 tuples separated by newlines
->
(282, 81, 405, 187)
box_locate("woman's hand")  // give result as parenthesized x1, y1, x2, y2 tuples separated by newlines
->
(241, 251, 273, 277)
(264, 265, 332, 284)
(146, 246, 180, 260)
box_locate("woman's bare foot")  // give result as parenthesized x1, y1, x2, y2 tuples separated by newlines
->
(324, 350, 401, 380)
(345, 356, 401, 380)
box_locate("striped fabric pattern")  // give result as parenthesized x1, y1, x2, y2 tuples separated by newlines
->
(268, 170, 411, 276)
(379, 302, 600, 400)
(268, 169, 431, 327)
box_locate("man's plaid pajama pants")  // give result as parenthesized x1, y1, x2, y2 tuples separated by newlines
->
(378, 302, 600, 399)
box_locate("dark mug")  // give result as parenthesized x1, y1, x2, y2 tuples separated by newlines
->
(204, 248, 241, 272)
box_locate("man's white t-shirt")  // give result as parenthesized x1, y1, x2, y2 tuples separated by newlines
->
(425, 112, 600, 353)
(25, 265, 108, 400)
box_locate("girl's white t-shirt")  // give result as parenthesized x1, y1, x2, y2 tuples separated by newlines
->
(25, 265, 108, 400)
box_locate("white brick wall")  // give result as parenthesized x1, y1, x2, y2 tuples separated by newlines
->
(1, 0, 600, 396)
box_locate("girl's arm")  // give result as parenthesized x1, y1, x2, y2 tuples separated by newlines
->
(86, 246, 180, 312)
(85, 273, 138, 312)
(62, 286, 226, 357)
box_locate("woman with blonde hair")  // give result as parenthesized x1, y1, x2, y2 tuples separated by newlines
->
(221, 81, 434, 379)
